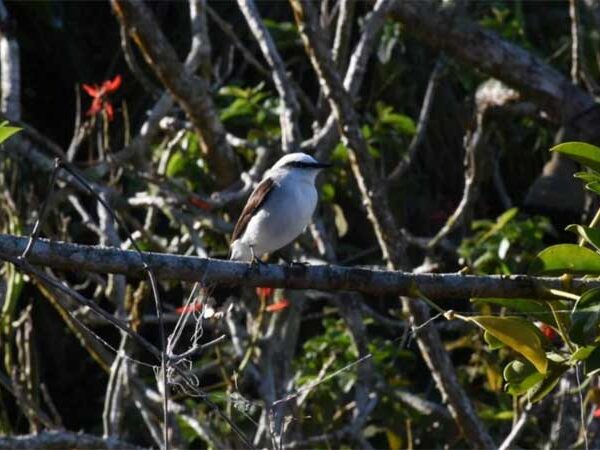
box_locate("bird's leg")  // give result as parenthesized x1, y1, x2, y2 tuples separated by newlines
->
(250, 246, 267, 267)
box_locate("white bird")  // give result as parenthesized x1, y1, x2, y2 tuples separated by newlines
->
(230, 152, 331, 262)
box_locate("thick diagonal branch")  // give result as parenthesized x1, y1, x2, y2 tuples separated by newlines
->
(389, 1, 600, 142)
(309, 0, 395, 159)
(111, 0, 238, 188)
(290, 1, 495, 447)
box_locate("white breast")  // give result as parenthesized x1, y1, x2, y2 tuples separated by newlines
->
(239, 175, 318, 256)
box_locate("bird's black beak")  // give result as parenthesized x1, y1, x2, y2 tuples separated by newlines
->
(311, 161, 332, 169)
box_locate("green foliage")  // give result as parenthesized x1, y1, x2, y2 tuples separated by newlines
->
(263, 19, 299, 51)
(296, 317, 414, 415)
(458, 208, 551, 274)
(467, 316, 548, 374)
(570, 288, 600, 346)
(479, 2, 528, 45)
(299, 317, 358, 392)
(0, 121, 21, 145)
(164, 131, 208, 191)
(551, 141, 600, 174)
(473, 297, 567, 330)
(529, 244, 600, 275)
(466, 140, 600, 404)
(217, 83, 280, 141)
(377, 21, 402, 64)
(503, 359, 544, 395)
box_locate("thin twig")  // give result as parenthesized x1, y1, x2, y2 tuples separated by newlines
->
(570, 0, 581, 84)
(387, 58, 444, 184)
(498, 404, 531, 450)
(332, 0, 355, 71)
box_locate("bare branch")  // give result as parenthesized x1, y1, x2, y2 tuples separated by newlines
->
(387, 57, 444, 184)
(0, 0, 20, 120)
(189, 0, 212, 78)
(237, 0, 302, 153)
(428, 79, 524, 248)
(570, 0, 581, 84)
(427, 111, 485, 248)
(498, 404, 532, 450)
(0, 230, 597, 302)
(291, 0, 402, 264)
(0, 430, 145, 450)
(332, 0, 355, 71)
(119, 24, 160, 97)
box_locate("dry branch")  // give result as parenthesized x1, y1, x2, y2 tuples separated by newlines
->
(0, 234, 595, 301)
(0, 430, 145, 450)
(237, 0, 301, 153)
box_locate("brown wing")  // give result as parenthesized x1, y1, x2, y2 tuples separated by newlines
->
(231, 177, 275, 242)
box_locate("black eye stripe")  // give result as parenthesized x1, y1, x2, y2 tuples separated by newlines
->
(285, 161, 315, 168)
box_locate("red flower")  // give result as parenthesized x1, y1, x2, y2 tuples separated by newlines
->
(266, 299, 290, 313)
(537, 323, 558, 341)
(256, 287, 275, 299)
(189, 195, 213, 211)
(175, 303, 203, 314)
(82, 75, 122, 121)
(594, 407, 600, 418)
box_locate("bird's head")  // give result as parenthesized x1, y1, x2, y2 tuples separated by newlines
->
(268, 153, 332, 181)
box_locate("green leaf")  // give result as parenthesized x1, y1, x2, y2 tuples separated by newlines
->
(479, 409, 515, 421)
(374, 101, 416, 135)
(218, 85, 250, 98)
(586, 182, 600, 196)
(320, 183, 335, 203)
(529, 244, 600, 275)
(566, 225, 600, 252)
(472, 298, 559, 327)
(477, 208, 519, 244)
(528, 362, 568, 403)
(381, 113, 416, 135)
(469, 316, 548, 373)
(219, 98, 254, 121)
(503, 360, 544, 395)
(332, 142, 348, 162)
(574, 171, 600, 184)
(484, 330, 505, 349)
(570, 287, 600, 345)
(0, 123, 21, 144)
(570, 345, 596, 363)
(551, 142, 600, 173)
(166, 151, 187, 178)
